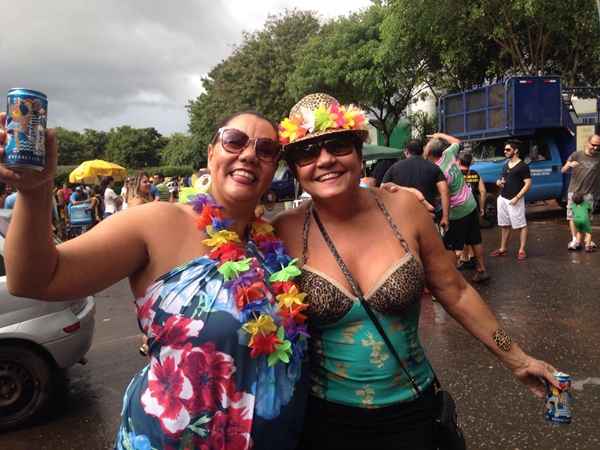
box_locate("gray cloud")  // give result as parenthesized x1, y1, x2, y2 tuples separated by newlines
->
(1, 0, 370, 135)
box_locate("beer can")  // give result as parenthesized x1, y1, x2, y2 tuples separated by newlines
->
(4, 88, 48, 171)
(544, 371, 572, 424)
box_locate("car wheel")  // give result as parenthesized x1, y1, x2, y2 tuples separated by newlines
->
(0, 345, 52, 431)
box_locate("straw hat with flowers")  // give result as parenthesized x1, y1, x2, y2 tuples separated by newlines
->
(278, 93, 369, 148)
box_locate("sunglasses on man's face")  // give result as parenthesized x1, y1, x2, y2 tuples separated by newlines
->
(286, 136, 358, 167)
(218, 128, 281, 163)
(504, 147, 514, 152)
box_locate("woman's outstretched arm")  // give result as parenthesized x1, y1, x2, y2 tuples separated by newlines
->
(0, 116, 149, 301)
(390, 191, 561, 397)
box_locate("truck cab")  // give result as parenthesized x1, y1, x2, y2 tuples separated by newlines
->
(438, 76, 580, 220)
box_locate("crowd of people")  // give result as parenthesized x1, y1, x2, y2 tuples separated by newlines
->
(0, 172, 193, 239)
(368, 132, 600, 286)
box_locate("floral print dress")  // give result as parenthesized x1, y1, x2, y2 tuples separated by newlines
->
(115, 250, 307, 450)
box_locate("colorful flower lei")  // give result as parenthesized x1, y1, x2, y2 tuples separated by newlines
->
(189, 193, 309, 367)
(279, 102, 367, 145)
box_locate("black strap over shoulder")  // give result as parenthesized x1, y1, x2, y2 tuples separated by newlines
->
(311, 205, 428, 396)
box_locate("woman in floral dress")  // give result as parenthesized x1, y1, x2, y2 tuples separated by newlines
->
(0, 111, 308, 450)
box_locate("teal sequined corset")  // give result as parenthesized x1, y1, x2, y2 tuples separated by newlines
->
(296, 198, 434, 408)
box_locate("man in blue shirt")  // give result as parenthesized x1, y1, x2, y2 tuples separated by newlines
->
(69, 186, 88, 205)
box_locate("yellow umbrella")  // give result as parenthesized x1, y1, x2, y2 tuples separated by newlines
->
(68, 160, 128, 184)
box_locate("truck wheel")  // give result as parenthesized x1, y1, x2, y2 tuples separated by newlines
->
(0, 345, 53, 431)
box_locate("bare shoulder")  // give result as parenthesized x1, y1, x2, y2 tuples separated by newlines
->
(112, 201, 189, 225)
(376, 188, 423, 220)
(272, 203, 309, 256)
(87, 201, 192, 243)
(273, 204, 308, 234)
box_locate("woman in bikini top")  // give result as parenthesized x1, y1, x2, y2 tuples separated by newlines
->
(273, 93, 563, 450)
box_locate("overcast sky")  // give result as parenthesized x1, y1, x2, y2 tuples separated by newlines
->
(1, 1, 371, 135)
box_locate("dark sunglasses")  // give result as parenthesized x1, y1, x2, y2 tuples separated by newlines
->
(285, 136, 359, 167)
(218, 128, 281, 162)
(504, 147, 513, 152)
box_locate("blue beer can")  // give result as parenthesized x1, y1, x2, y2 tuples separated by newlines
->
(544, 371, 572, 424)
(4, 88, 48, 171)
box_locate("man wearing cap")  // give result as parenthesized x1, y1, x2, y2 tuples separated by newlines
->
(69, 186, 88, 205)
(562, 134, 600, 250)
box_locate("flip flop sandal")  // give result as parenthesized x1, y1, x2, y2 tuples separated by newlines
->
(517, 250, 527, 260)
(490, 249, 507, 257)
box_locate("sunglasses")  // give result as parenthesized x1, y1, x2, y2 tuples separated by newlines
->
(504, 147, 513, 152)
(285, 136, 359, 167)
(217, 128, 281, 162)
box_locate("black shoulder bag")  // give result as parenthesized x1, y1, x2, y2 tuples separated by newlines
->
(311, 207, 466, 450)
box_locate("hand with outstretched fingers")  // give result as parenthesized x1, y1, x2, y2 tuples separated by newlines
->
(0, 112, 58, 192)
(511, 356, 562, 398)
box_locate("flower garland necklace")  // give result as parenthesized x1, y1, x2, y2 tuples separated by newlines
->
(189, 193, 309, 367)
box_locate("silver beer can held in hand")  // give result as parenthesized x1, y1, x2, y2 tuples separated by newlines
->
(544, 371, 572, 424)
(4, 88, 48, 171)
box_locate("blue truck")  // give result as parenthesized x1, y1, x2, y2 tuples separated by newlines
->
(438, 76, 599, 222)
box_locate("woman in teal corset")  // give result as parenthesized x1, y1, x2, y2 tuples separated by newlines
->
(274, 94, 562, 450)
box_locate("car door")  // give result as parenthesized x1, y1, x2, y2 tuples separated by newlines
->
(524, 137, 563, 202)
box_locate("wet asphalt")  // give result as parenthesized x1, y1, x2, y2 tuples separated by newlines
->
(0, 205, 599, 450)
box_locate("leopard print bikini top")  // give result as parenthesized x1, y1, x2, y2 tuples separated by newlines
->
(296, 194, 425, 327)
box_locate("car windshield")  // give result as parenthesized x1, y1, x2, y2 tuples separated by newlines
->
(470, 141, 506, 162)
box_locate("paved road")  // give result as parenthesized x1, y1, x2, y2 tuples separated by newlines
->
(1, 209, 599, 450)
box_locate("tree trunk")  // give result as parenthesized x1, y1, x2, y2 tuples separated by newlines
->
(382, 130, 391, 147)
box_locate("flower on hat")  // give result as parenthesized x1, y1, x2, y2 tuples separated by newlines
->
(279, 116, 307, 145)
(279, 95, 368, 145)
(343, 104, 366, 129)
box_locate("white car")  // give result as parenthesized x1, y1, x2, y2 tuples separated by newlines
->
(0, 210, 95, 430)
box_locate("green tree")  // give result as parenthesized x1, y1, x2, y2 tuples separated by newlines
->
(470, 0, 600, 86)
(81, 129, 108, 160)
(408, 111, 438, 142)
(385, 0, 600, 93)
(383, 0, 500, 94)
(55, 127, 86, 165)
(288, 3, 428, 146)
(105, 126, 166, 168)
(187, 10, 321, 157)
(160, 133, 196, 166)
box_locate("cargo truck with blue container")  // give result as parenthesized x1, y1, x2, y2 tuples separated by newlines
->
(437, 76, 600, 224)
